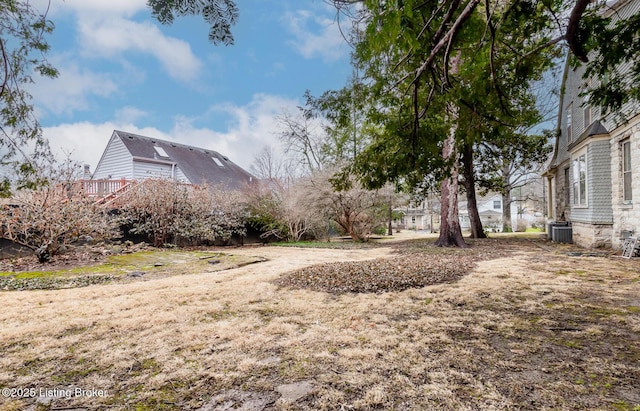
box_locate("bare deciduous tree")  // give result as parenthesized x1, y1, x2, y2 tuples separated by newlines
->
(302, 170, 388, 242)
(245, 177, 325, 242)
(277, 96, 327, 174)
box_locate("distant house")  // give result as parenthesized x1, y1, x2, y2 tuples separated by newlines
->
(543, 0, 640, 248)
(394, 188, 545, 234)
(459, 193, 505, 232)
(393, 197, 440, 232)
(92, 130, 254, 190)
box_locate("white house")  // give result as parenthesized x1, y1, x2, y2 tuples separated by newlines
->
(393, 191, 545, 233)
(92, 130, 254, 190)
(459, 193, 505, 232)
(543, 0, 640, 248)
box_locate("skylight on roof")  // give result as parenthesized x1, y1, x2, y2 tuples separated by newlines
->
(154, 146, 169, 158)
(212, 156, 224, 167)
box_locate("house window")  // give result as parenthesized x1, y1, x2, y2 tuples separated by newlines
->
(572, 153, 587, 206)
(212, 157, 224, 167)
(493, 200, 501, 209)
(564, 167, 570, 205)
(567, 103, 573, 143)
(411, 216, 416, 224)
(581, 82, 591, 129)
(583, 96, 591, 128)
(623, 140, 632, 203)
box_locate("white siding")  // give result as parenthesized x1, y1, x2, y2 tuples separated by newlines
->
(130, 161, 190, 182)
(175, 166, 189, 183)
(92, 135, 133, 180)
(600, 0, 640, 130)
(133, 160, 174, 180)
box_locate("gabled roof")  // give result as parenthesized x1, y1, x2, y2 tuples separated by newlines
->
(113, 130, 254, 189)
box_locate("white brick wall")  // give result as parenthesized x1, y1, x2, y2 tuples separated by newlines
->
(611, 121, 640, 248)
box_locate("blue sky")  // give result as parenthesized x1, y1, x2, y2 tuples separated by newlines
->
(31, 0, 354, 172)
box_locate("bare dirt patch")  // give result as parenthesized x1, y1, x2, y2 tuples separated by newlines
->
(0, 235, 639, 411)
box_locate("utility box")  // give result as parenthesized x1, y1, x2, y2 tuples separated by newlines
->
(552, 226, 573, 243)
(548, 221, 569, 240)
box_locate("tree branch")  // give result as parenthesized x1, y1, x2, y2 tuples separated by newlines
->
(566, 0, 590, 62)
(396, 0, 481, 88)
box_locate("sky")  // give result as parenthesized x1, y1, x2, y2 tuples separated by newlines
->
(30, 0, 354, 173)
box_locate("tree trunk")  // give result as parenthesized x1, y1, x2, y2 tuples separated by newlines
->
(502, 192, 512, 232)
(387, 191, 393, 236)
(435, 110, 468, 248)
(501, 162, 513, 232)
(435, 54, 467, 248)
(461, 142, 486, 239)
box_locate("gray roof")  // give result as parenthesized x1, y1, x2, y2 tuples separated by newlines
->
(567, 120, 610, 151)
(113, 130, 254, 189)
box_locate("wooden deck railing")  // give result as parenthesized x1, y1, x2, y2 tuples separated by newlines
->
(77, 178, 134, 205)
(81, 178, 130, 197)
(78, 178, 201, 206)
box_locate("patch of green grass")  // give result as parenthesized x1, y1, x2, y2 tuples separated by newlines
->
(560, 339, 583, 349)
(0, 250, 255, 285)
(611, 400, 639, 411)
(4, 263, 122, 279)
(626, 306, 640, 314)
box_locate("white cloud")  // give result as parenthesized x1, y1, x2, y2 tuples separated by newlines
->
(43, 122, 171, 170)
(115, 107, 149, 124)
(172, 94, 302, 169)
(283, 9, 349, 62)
(31, 61, 119, 117)
(77, 17, 202, 83)
(42, 94, 301, 173)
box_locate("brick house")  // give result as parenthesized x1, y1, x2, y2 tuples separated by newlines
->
(543, 0, 640, 248)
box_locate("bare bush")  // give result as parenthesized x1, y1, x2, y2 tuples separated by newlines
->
(301, 170, 388, 242)
(118, 180, 247, 246)
(245, 178, 325, 242)
(515, 218, 528, 233)
(0, 177, 117, 263)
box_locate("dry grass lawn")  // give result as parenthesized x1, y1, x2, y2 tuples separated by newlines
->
(0, 234, 639, 411)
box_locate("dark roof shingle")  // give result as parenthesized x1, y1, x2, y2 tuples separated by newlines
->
(114, 130, 254, 189)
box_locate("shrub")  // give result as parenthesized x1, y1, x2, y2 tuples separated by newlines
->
(118, 180, 247, 247)
(1, 183, 118, 262)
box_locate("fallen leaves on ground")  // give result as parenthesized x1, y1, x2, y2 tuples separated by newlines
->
(273, 238, 517, 294)
(274, 253, 476, 293)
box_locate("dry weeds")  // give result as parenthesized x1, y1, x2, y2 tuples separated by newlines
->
(0, 234, 639, 411)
